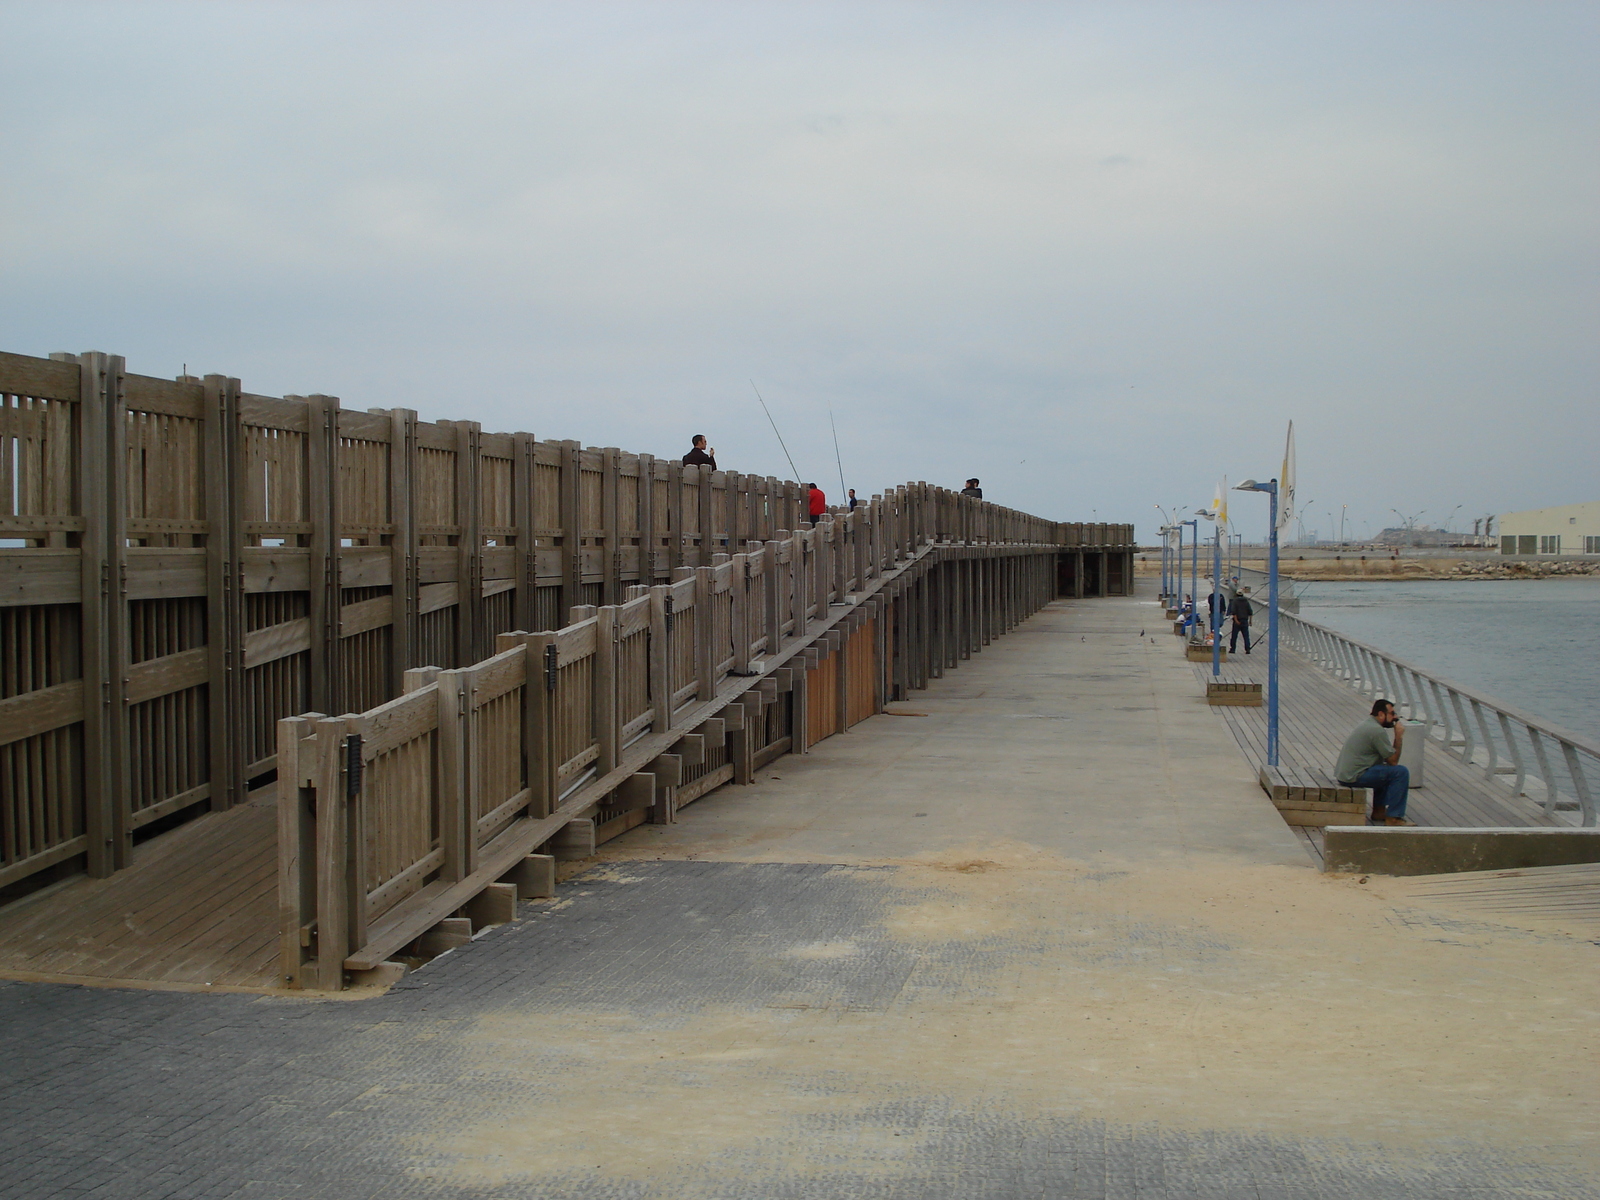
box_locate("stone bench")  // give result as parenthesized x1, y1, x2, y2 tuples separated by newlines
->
(1258, 765, 1371, 827)
(1205, 676, 1260, 706)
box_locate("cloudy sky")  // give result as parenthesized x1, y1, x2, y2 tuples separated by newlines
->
(2, 1, 1594, 543)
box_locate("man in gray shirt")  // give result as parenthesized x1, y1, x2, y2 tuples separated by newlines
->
(1335, 698, 1413, 825)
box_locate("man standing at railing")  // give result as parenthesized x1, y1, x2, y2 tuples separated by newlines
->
(682, 434, 716, 469)
(807, 483, 826, 526)
(1335, 699, 1414, 825)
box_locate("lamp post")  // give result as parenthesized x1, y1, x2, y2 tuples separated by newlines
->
(1180, 518, 1199, 632)
(1197, 506, 1224, 676)
(1235, 478, 1280, 765)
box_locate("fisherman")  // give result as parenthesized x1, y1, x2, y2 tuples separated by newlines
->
(1335, 699, 1414, 825)
(682, 434, 716, 469)
(1227, 589, 1254, 654)
(961, 478, 983, 499)
(807, 483, 826, 526)
(847, 488, 859, 511)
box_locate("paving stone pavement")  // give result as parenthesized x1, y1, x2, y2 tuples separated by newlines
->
(1, 860, 1593, 1200)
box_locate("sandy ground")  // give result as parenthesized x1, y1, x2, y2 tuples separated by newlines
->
(418, 594, 1597, 1193)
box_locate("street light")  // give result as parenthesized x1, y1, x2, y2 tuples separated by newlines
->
(1235, 478, 1281, 766)
(1197, 504, 1225, 677)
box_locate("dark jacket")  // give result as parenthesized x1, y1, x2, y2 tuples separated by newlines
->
(960, 486, 983, 499)
(682, 447, 716, 469)
(1228, 595, 1253, 623)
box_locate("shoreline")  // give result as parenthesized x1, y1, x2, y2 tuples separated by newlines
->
(1136, 559, 1599, 582)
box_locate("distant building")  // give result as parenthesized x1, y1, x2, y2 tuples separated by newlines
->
(1497, 501, 1600, 555)
(1374, 526, 1457, 548)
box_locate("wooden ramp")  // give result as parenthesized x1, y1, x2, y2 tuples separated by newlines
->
(1384, 862, 1600, 941)
(1199, 654, 1568, 865)
(0, 789, 279, 991)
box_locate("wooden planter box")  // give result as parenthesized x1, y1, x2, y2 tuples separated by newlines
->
(1206, 678, 1260, 706)
(1259, 765, 1370, 827)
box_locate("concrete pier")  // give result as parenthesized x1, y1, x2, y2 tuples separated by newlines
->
(0, 591, 1593, 1198)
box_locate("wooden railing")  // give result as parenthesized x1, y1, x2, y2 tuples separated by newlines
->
(278, 511, 1072, 988)
(0, 345, 1135, 894)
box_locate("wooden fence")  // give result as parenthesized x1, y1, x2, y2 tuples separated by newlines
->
(0, 346, 1134, 900)
(279, 523, 1071, 988)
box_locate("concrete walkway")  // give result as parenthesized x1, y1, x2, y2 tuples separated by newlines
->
(0, 592, 1593, 1199)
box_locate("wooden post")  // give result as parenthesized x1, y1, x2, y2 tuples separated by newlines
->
(101, 355, 132, 868)
(559, 440, 582, 619)
(454, 420, 483, 664)
(203, 373, 243, 811)
(276, 712, 322, 988)
(74, 352, 114, 876)
(305, 394, 341, 714)
(511, 431, 536, 634)
(593, 604, 618, 776)
(637, 453, 656, 588)
(436, 668, 469, 884)
(312, 714, 350, 990)
(601, 447, 620, 605)
(391, 409, 420, 677)
(696, 462, 713, 568)
(648, 584, 673, 735)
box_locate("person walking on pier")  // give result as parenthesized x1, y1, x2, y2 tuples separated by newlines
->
(682, 434, 716, 469)
(807, 483, 826, 526)
(1227, 590, 1254, 654)
(1335, 699, 1413, 825)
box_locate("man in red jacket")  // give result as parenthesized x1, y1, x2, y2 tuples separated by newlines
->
(807, 483, 826, 526)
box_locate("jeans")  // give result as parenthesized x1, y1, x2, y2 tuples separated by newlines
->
(1351, 763, 1409, 820)
(1229, 620, 1252, 653)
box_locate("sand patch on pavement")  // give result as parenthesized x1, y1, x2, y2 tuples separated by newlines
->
(418, 844, 1596, 1190)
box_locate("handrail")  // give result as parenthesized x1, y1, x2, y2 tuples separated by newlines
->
(1280, 610, 1596, 826)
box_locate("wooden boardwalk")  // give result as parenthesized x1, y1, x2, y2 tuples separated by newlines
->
(1198, 649, 1567, 864)
(0, 788, 279, 991)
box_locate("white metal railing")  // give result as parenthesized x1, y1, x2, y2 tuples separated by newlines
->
(1281, 611, 1596, 826)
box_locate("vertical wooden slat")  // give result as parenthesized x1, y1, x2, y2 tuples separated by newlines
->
(390, 408, 418, 680)
(305, 394, 340, 716)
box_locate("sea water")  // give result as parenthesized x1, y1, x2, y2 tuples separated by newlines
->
(1297, 578, 1600, 743)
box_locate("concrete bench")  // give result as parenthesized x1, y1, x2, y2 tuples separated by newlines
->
(1205, 676, 1260, 706)
(1258, 764, 1370, 827)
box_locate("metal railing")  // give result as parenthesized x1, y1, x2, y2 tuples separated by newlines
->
(1281, 611, 1596, 826)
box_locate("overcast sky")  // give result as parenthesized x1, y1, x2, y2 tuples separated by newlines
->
(2, 1, 1594, 543)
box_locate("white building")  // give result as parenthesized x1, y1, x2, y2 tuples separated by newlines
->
(1497, 500, 1600, 555)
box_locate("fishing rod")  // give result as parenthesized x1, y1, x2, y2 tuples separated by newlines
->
(828, 405, 847, 500)
(749, 380, 803, 484)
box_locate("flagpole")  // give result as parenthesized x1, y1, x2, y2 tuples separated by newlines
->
(1211, 524, 1223, 677)
(1268, 480, 1280, 766)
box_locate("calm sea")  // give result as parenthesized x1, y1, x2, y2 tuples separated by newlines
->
(1296, 578, 1600, 743)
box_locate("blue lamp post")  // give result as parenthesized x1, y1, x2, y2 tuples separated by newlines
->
(1196, 506, 1224, 677)
(1179, 518, 1199, 630)
(1234, 478, 1279, 765)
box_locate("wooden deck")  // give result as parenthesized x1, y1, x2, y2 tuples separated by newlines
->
(1198, 650, 1567, 865)
(0, 787, 279, 992)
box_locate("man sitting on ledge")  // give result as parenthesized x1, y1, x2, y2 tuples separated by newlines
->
(1335, 698, 1414, 826)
